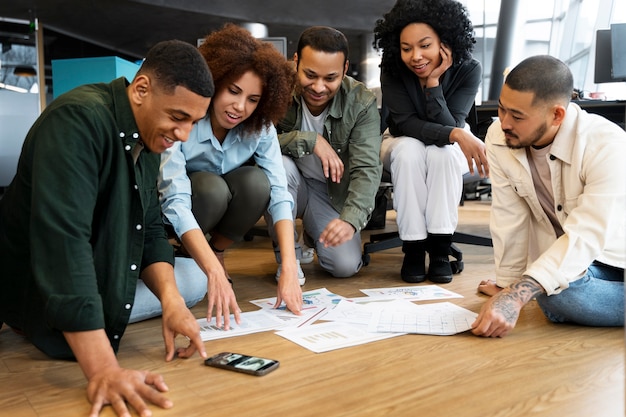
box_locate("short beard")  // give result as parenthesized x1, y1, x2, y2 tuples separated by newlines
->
(505, 122, 548, 149)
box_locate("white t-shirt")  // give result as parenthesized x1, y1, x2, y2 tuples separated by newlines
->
(295, 103, 329, 183)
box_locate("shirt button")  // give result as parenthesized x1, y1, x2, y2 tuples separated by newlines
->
(125, 303, 132, 310)
(113, 334, 120, 340)
(549, 155, 556, 160)
(136, 224, 142, 230)
(120, 132, 125, 138)
(557, 204, 563, 211)
(133, 133, 139, 139)
(125, 145, 131, 151)
(130, 264, 137, 271)
(134, 184, 139, 190)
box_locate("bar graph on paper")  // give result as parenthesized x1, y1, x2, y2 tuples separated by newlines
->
(275, 321, 404, 353)
(302, 330, 348, 344)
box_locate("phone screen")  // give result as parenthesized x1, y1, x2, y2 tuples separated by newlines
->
(204, 352, 279, 376)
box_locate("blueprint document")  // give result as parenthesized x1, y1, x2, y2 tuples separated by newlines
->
(322, 297, 418, 326)
(367, 302, 478, 335)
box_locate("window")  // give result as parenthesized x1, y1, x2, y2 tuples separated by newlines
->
(464, 0, 626, 100)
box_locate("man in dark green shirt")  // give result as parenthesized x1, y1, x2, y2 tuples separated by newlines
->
(0, 40, 213, 417)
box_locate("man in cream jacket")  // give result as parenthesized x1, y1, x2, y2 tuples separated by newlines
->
(471, 55, 625, 337)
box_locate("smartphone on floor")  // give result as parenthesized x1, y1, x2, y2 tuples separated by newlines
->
(204, 352, 279, 376)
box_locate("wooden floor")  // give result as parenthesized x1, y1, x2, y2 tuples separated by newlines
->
(1, 200, 623, 417)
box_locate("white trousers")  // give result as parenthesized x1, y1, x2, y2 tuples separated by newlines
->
(380, 130, 468, 241)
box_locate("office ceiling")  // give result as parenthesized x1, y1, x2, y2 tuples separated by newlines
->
(1, 0, 395, 66)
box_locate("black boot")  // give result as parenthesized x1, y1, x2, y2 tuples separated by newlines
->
(426, 233, 453, 283)
(401, 240, 426, 283)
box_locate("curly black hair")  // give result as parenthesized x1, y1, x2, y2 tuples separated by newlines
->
(373, 0, 476, 77)
(198, 23, 295, 135)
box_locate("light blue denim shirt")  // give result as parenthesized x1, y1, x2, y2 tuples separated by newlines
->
(159, 117, 294, 237)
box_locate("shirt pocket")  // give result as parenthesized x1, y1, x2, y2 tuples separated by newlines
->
(562, 196, 578, 217)
(327, 122, 350, 148)
(509, 178, 545, 221)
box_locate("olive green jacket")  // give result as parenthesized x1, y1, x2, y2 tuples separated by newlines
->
(276, 76, 382, 232)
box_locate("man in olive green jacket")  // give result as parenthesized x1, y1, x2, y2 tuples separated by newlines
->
(267, 26, 382, 279)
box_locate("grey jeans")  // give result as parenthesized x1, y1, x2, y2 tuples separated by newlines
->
(266, 155, 362, 278)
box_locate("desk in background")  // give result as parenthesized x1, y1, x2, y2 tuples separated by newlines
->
(476, 99, 626, 136)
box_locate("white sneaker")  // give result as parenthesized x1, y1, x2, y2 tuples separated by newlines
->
(300, 246, 315, 264)
(298, 231, 315, 264)
(275, 259, 306, 286)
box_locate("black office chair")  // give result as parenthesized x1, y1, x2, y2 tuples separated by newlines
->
(362, 103, 493, 272)
(460, 101, 492, 205)
(461, 173, 492, 205)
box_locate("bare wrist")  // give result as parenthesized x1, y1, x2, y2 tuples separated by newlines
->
(449, 127, 463, 144)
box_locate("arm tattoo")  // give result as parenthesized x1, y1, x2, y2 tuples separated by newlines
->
(508, 278, 545, 303)
(492, 278, 544, 324)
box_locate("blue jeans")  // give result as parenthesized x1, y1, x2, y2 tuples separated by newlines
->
(536, 262, 624, 326)
(129, 257, 207, 323)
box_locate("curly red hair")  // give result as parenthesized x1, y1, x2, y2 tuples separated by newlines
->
(198, 23, 295, 135)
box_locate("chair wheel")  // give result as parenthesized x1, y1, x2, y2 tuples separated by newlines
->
(451, 260, 464, 274)
(362, 253, 371, 267)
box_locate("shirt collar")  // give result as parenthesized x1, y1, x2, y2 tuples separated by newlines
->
(111, 77, 142, 150)
(548, 102, 579, 165)
(193, 116, 243, 149)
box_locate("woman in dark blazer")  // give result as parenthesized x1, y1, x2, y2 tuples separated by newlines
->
(374, 0, 489, 284)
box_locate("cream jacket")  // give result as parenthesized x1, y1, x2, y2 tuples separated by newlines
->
(486, 103, 626, 295)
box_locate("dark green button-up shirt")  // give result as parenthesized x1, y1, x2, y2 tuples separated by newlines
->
(0, 77, 174, 359)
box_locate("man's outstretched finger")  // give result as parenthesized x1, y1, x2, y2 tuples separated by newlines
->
(88, 394, 107, 417)
(110, 396, 132, 417)
(144, 372, 169, 392)
(184, 332, 207, 359)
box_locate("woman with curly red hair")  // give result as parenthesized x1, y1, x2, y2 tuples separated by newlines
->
(157, 24, 302, 329)
(373, 0, 489, 284)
